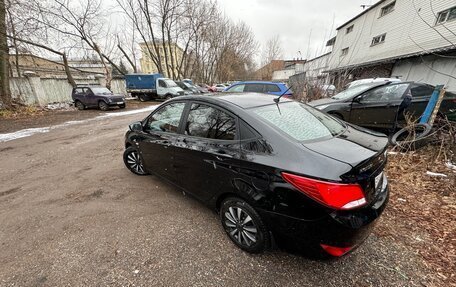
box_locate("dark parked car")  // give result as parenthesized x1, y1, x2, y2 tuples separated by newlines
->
(309, 81, 456, 130)
(72, 85, 126, 111)
(224, 81, 293, 97)
(123, 93, 389, 256)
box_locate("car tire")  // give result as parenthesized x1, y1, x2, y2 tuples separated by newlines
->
(390, 123, 432, 150)
(139, 94, 148, 102)
(99, 101, 109, 111)
(165, 94, 172, 100)
(220, 197, 270, 253)
(75, 101, 85, 110)
(119, 104, 126, 109)
(123, 146, 149, 176)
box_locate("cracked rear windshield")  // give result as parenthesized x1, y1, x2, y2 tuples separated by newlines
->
(253, 102, 345, 141)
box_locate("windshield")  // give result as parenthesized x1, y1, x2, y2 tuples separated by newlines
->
(91, 87, 112, 94)
(164, 79, 178, 87)
(332, 84, 379, 100)
(253, 102, 345, 141)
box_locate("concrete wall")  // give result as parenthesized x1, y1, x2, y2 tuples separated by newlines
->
(9, 77, 126, 106)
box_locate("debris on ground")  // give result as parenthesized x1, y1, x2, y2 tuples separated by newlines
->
(45, 102, 75, 110)
(378, 142, 456, 286)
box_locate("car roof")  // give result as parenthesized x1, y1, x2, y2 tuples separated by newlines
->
(232, 81, 284, 85)
(172, 93, 292, 109)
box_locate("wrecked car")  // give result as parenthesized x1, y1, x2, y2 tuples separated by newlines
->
(309, 81, 456, 130)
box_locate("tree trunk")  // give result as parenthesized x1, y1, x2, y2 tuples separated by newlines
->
(0, 0, 11, 109)
(62, 53, 76, 87)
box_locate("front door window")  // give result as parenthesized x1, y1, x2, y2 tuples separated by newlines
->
(145, 103, 186, 133)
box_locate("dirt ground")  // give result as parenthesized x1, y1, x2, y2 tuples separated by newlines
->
(0, 99, 161, 133)
(0, 107, 453, 286)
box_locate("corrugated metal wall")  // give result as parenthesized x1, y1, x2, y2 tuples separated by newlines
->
(9, 77, 126, 106)
(328, 0, 456, 70)
(391, 55, 456, 90)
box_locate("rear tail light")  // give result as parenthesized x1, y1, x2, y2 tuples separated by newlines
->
(281, 172, 366, 210)
(320, 244, 353, 257)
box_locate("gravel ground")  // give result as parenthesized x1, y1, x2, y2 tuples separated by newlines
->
(0, 108, 436, 286)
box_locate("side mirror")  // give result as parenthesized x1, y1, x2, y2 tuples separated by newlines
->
(129, 121, 143, 132)
(353, 96, 362, 103)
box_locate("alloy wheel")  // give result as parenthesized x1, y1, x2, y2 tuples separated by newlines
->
(224, 206, 258, 247)
(126, 150, 146, 175)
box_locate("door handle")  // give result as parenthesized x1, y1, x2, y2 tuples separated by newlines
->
(214, 152, 233, 160)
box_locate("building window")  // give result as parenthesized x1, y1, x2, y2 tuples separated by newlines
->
(341, 47, 349, 56)
(436, 6, 456, 24)
(371, 33, 386, 46)
(380, 1, 395, 17)
(346, 25, 354, 34)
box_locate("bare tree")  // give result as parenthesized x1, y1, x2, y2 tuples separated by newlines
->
(259, 35, 283, 80)
(0, 0, 11, 108)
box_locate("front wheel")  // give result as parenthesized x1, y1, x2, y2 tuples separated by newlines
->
(119, 104, 126, 109)
(99, 101, 109, 111)
(123, 147, 148, 176)
(220, 197, 270, 253)
(75, 101, 85, 110)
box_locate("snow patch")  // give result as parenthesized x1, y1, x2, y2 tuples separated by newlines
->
(426, 171, 448, 178)
(445, 161, 456, 171)
(0, 127, 51, 142)
(0, 105, 158, 143)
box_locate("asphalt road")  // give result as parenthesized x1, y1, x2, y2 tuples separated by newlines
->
(0, 109, 430, 286)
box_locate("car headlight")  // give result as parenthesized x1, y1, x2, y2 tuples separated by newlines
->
(316, 104, 329, 110)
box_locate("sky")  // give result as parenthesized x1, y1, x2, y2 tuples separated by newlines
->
(217, 0, 376, 61)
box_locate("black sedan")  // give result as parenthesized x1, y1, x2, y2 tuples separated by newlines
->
(123, 93, 389, 257)
(309, 82, 456, 130)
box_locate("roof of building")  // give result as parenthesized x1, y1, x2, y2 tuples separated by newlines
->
(336, 0, 387, 30)
(325, 45, 456, 72)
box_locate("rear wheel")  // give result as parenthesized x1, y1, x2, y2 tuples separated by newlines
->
(75, 101, 85, 110)
(123, 147, 148, 176)
(165, 94, 172, 100)
(220, 197, 270, 253)
(98, 101, 109, 111)
(139, 94, 148, 102)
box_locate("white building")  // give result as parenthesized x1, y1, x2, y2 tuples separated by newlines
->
(326, 0, 456, 89)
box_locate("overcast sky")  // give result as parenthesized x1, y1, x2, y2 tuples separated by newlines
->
(217, 0, 375, 61)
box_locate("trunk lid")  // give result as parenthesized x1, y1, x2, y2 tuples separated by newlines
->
(303, 124, 388, 204)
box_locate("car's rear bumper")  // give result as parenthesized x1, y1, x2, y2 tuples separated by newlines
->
(259, 178, 389, 257)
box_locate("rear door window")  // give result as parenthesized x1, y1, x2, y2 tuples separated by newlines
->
(264, 84, 280, 93)
(145, 102, 186, 133)
(245, 84, 265, 93)
(410, 84, 435, 98)
(185, 103, 236, 140)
